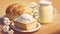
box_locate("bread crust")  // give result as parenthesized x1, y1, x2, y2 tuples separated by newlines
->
(6, 4, 32, 20)
(14, 19, 37, 30)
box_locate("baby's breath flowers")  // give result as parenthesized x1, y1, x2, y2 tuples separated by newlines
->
(29, 2, 37, 8)
(8, 29, 14, 34)
(29, 2, 38, 18)
(3, 25, 10, 32)
(33, 9, 38, 18)
(3, 17, 14, 34)
(10, 21, 14, 26)
(3, 17, 11, 25)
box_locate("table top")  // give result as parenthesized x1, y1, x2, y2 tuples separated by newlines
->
(0, 0, 60, 34)
(0, 14, 60, 34)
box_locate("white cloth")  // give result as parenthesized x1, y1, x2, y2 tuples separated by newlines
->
(16, 14, 35, 23)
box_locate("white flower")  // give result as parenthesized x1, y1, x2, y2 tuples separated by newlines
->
(10, 21, 14, 26)
(3, 25, 10, 32)
(4, 20, 10, 25)
(33, 9, 38, 18)
(4, 17, 9, 20)
(29, 2, 37, 8)
(34, 9, 38, 13)
(4, 17, 11, 25)
(8, 29, 14, 34)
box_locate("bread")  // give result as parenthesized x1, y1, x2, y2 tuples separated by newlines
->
(14, 14, 37, 30)
(14, 19, 37, 30)
(6, 4, 32, 20)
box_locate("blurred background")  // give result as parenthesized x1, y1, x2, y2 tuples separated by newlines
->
(0, 0, 60, 17)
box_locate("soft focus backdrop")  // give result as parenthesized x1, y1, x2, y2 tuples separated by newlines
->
(0, 0, 60, 17)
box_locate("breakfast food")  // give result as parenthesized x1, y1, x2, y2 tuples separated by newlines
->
(6, 4, 32, 20)
(14, 14, 37, 30)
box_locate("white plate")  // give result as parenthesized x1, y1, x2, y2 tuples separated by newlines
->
(11, 22, 41, 32)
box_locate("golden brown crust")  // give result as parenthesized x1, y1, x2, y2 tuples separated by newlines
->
(6, 4, 32, 20)
(14, 19, 37, 30)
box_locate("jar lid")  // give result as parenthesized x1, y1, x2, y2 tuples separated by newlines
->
(39, 1, 52, 5)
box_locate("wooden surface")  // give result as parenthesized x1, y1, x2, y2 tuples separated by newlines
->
(0, 0, 60, 34)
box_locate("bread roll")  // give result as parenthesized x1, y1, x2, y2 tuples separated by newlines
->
(6, 4, 32, 20)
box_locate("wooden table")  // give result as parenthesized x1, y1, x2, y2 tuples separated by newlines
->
(0, 14, 60, 34)
(0, 0, 60, 34)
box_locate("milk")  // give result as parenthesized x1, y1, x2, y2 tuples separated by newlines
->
(38, 0, 54, 23)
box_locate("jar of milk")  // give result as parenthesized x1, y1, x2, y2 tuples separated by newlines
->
(38, 0, 56, 23)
